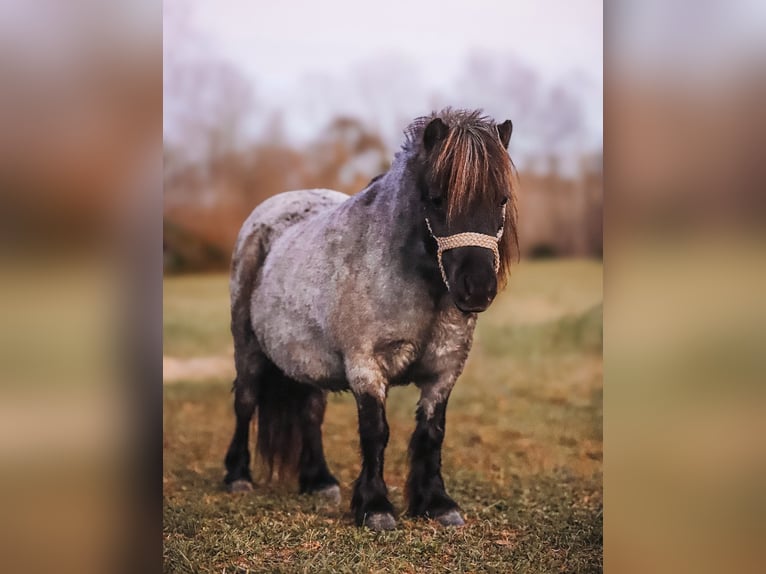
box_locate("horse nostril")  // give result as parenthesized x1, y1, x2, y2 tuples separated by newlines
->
(462, 274, 474, 297)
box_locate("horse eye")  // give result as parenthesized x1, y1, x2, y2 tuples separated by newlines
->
(500, 197, 509, 206)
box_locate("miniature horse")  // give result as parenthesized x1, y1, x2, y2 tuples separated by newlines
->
(224, 108, 518, 530)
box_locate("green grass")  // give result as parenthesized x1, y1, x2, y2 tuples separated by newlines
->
(163, 259, 603, 573)
(164, 273, 235, 358)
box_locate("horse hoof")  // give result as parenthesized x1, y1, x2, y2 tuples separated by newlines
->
(228, 479, 253, 493)
(364, 512, 396, 531)
(315, 484, 341, 506)
(435, 510, 465, 527)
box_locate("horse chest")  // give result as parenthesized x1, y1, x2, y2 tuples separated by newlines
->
(375, 304, 476, 384)
(418, 306, 477, 377)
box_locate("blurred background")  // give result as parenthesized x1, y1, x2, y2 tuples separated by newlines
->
(606, 2, 766, 573)
(0, 0, 763, 572)
(0, 1, 160, 573)
(161, 5, 605, 571)
(162, 0, 603, 272)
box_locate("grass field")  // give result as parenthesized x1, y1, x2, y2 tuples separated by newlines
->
(163, 259, 603, 573)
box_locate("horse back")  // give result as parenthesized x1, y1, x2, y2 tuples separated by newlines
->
(230, 189, 348, 301)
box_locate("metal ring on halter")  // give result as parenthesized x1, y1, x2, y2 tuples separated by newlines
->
(425, 206, 505, 290)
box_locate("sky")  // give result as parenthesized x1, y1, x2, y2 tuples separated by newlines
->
(193, 0, 602, 92)
(166, 0, 603, 155)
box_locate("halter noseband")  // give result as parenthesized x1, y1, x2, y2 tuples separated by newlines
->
(425, 205, 505, 290)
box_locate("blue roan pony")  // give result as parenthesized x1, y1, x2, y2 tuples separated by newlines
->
(224, 108, 519, 530)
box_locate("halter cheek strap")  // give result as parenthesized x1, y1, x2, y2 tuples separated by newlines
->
(425, 206, 505, 290)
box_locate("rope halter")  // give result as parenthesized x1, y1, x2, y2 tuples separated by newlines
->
(425, 205, 505, 290)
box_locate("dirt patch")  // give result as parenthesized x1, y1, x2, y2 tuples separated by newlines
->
(163, 355, 234, 383)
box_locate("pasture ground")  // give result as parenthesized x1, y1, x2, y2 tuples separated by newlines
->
(163, 260, 603, 573)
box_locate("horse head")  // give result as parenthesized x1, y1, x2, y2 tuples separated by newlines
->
(416, 110, 519, 313)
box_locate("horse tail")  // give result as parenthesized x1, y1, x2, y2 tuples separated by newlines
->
(256, 365, 313, 480)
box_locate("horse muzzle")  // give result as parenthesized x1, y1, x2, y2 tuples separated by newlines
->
(451, 265, 498, 313)
(425, 214, 504, 313)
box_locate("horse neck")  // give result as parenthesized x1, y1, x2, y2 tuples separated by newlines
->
(373, 154, 446, 297)
(367, 152, 421, 239)
(386, 156, 421, 223)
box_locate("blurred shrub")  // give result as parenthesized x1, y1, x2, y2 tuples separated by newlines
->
(528, 243, 560, 259)
(163, 220, 228, 273)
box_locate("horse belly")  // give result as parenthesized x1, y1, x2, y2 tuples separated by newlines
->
(269, 335, 347, 389)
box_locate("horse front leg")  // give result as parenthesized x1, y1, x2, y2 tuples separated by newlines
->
(348, 362, 396, 530)
(407, 381, 464, 526)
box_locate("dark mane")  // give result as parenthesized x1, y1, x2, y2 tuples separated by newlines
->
(404, 108, 519, 288)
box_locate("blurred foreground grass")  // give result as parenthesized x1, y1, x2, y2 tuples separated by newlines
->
(163, 260, 603, 573)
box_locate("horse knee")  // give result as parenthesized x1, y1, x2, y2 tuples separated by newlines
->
(302, 391, 327, 426)
(233, 379, 257, 419)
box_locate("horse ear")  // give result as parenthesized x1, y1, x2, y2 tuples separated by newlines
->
(496, 119, 513, 148)
(423, 117, 449, 151)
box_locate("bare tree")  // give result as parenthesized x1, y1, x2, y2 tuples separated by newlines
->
(164, 0, 256, 179)
(453, 51, 587, 170)
(305, 116, 389, 192)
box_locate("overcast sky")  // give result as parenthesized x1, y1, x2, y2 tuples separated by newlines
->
(193, 0, 602, 90)
(166, 0, 603, 154)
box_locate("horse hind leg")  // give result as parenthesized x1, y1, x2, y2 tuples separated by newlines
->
(224, 310, 339, 502)
(223, 326, 267, 492)
(223, 380, 256, 491)
(223, 357, 263, 492)
(298, 389, 340, 505)
(255, 368, 340, 503)
(225, 243, 267, 492)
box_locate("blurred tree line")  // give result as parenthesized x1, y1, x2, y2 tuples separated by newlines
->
(164, 109, 391, 272)
(163, 4, 602, 272)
